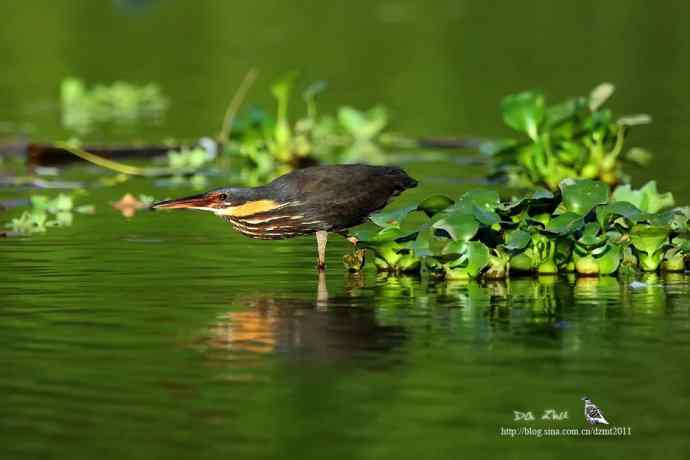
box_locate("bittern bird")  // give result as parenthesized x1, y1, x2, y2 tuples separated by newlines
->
(152, 164, 417, 269)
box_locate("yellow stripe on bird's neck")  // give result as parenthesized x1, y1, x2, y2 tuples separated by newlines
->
(215, 199, 287, 217)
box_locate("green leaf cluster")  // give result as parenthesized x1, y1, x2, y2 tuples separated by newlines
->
(482, 83, 652, 190)
(5, 193, 94, 235)
(224, 74, 392, 186)
(61, 77, 168, 134)
(350, 180, 688, 278)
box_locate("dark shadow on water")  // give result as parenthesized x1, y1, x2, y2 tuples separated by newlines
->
(199, 271, 690, 364)
(204, 272, 408, 363)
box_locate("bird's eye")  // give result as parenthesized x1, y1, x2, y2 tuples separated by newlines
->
(218, 193, 228, 201)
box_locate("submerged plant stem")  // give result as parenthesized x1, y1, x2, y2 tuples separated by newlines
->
(54, 143, 166, 176)
(218, 68, 258, 146)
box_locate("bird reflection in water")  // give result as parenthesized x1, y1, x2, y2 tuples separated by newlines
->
(206, 272, 407, 361)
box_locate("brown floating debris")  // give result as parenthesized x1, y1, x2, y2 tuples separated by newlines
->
(112, 193, 149, 218)
(27, 143, 178, 167)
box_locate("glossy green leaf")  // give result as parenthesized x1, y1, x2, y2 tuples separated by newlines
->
(369, 204, 418, 228)
(589, 82, 615, 111)
(504, 229, 531, 251)
(630, 224, 669, 255)
(417, 194, 454, 217)
(578, 222, 604, 247)
(472, 204, 500, 226)
(624, 147, 652, 166)
(479, 139, 519, 157)
(465, 241, 490, 278)
(596, 201, 642, 228)
(432, 213, 479, 242)
(617, 114, 652, 126)
(611, 181, 675, 213)
(501, 90, 545, 141)
(452, 190, 500, 214)
(338, 105, 388, 140)
(559, 179, 610, 215)
(593, 243, 622, 275)
(545, 212, 584, 235)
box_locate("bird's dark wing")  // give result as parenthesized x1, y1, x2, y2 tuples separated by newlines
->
(268, 165, 417, 231)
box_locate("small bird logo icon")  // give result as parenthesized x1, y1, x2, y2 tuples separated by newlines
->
(581, 396, 609, 425)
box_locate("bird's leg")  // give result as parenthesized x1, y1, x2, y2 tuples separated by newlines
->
(316, 231, 328, 270)
(316, 269, 328, 310)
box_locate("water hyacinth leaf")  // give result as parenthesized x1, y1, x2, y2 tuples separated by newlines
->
(672, 236, 690, 253)
(452, 190, 500, 214)
(501, 90, 545, 141)
(559, 179, 609, 215)
(591, 243, 622, 275)
(504, 229, 531, 251)
(589, 82, 615, 111)
(479, 139, 519, 157)
(409, 225, 433, 257)
(466, 241, 490, 278)
(369, 204, 418, 228)
(617, 114, 652, 126)
(351, 224, 398, 244)
(630, 224, 669, 254)
(545, 212, 584, 235)
(545, 97, 579, 126)
(531, 187, 555, 201)
(578, 222, 604, 247)
(302, 80, 327, 102)
(625, 147, 652, 166)
(270, 71, 298, 146)
(596, 201, 642, 228)
(417, 194, 454, 217)
(472, 204, 500, 226)
(30, 195, 50, 211)
(443, 239, 468, 256)
(432, 213, 479, 242)
(338, 106, 388, 140)
(611, 181, 674, 213)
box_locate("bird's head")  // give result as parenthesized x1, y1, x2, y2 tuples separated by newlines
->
(581, 396, 591, 402)
(151, 188, 236, 215)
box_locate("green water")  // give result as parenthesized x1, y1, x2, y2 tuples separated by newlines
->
(2, 1, 690, 458)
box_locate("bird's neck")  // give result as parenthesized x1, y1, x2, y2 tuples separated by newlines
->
(227, 187, 265, 204)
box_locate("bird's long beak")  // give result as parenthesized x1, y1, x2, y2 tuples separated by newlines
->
(151, 193, 215, 211)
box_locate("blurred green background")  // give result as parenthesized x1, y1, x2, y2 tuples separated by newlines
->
(2, 0, 690, 195)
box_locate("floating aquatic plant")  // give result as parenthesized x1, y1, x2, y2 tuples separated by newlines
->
(223, 74, 396, 186)
(5, 193, 94, 235)
(482, 83, 652, 190)
(61, 77, 168, 134)
(349, 179, 688, 278)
